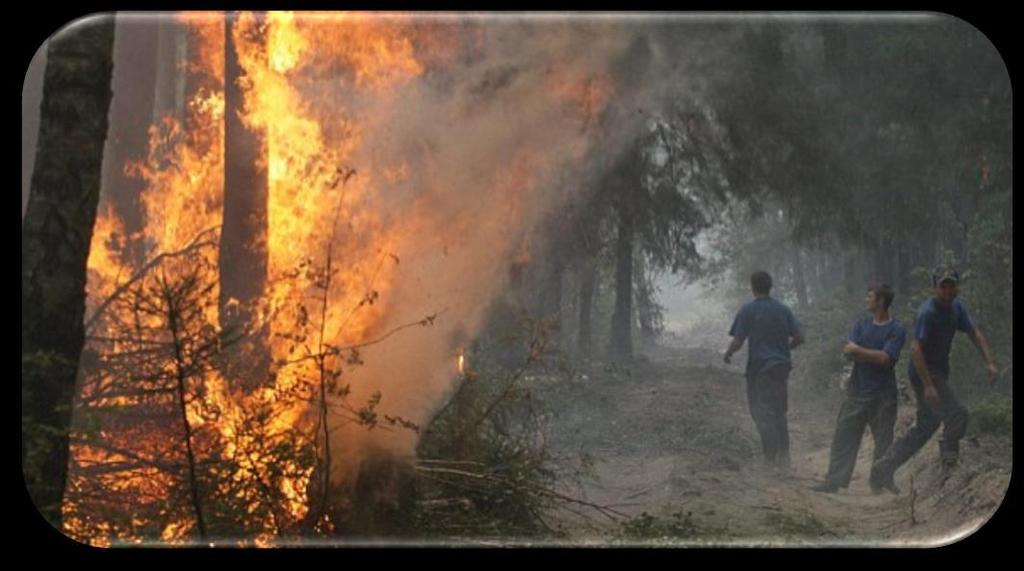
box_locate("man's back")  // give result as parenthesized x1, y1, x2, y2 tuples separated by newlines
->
(729, 296, 801, 377)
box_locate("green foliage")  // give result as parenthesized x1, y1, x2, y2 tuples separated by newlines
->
(967, 395, 1012, 438)
(619, 510, 730, 543)
(414, 318, 560, 538)
(761, 510, 836, 540)
(701, 21, 1010, 410)
(621, 510, 697, 539)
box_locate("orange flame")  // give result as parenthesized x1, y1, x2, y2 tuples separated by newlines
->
(73, 11, 619, 545)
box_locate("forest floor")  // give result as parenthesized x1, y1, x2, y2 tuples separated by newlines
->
(539, 336, 1012, 546)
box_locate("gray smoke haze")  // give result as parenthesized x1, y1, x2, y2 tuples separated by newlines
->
(290, 16, 751, 481)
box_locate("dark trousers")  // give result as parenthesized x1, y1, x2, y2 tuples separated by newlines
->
(746, 366, 790, 465)
(876, 372, 968, 474)
(824, 392, 897, 488)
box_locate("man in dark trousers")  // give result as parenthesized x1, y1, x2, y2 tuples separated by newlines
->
(812, 284, 906, 494)
(870, 266, 1000, 493)
(724, 271, 804, 469)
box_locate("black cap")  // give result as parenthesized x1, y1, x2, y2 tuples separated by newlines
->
(932, 266, 960, 286)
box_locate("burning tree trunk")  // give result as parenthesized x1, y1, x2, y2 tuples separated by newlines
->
(609, 205, 635, 361)
(101, 14, 159, 266)
(220, 11, 269, 390)
(22, 15, 116, 529)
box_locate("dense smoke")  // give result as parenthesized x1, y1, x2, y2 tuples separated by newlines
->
(301, 16, 738, 481)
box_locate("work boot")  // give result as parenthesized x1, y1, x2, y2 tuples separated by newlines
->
(940, 453, 959, 475)
(870, 478, 901, 495)
(869, 460, 900, 495)
(811, 481, 840, 494)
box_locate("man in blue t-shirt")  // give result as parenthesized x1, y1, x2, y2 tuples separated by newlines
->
(724, 271, 804, 468)
(812, 284, 906, 494)
(870, 266, 1000, 493)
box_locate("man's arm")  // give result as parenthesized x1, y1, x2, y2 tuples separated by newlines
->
(724, 336, 745, 364)
(788, 310, 804, 349)
(843, 343, 891, 366)
(844, 326, 904, 367)
(969, 327, 1000, 385)
(789, 333, 804, 349)
(911, 339, 941, 410)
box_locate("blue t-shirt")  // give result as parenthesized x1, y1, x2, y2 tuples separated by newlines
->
(848, 317, 906, 397)
(729, 296, 802, 377)
(908, 297, 976, 379)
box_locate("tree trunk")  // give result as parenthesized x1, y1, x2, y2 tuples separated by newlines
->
(577, 258, 597, 358)
(220, 12, 269, 390)
(542, 258, 564, 346)
(167, 297, 207, 540)
(153, 17, 187, 125)
(896, 232, 911, 296)
(23, 44, 46, 219)
(872, 234, 893, 286)
(22, 16, 116, 529)
(634, 258, 660, 347)
(842, 246, 857, 295)
(609, 207, 634, 361)
(792, 247, 809, 308)
(101, 15, 159, 266)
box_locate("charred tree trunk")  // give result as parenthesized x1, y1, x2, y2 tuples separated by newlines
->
(220, 12, 269, 390)
(609, 207, 634, 362)
(577, 258, 597, 358)
(22, 17, 116, 529)
(101, 15, 159, 266)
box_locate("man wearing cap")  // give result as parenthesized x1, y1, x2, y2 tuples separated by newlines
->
(812, 284, 905, 494)
(870, 266, 999, 493)
(724, 270, 804, 470)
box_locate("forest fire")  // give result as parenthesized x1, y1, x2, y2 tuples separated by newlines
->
(25, 11, 1012, 548)
(64, 12, 620, 545)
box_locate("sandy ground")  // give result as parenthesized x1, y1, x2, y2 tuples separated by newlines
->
(542, 340, 1012, 546)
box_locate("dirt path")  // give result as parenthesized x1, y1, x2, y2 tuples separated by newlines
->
(543, 341, 1012, 546)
